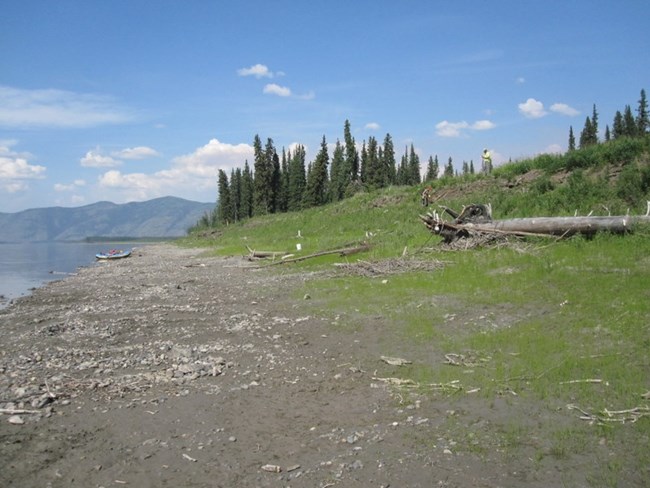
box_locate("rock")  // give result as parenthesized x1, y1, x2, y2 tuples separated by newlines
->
(32, 393, 55, 409)
(349, 460, 364, 470)
(8, 415, 25, 425)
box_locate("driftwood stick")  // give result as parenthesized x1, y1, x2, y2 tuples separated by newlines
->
(246, 246, 289, 258)
(263, 243, 370, 266)
(0, 408, 41, 415)
(559, 379, 605, 385)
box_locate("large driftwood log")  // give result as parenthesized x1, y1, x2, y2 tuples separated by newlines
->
(421, 202, 650, 242)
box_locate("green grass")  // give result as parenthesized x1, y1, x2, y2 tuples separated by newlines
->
(179, 145, 650, 486)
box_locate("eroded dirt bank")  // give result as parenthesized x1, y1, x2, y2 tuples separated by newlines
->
(0, 244, 598, 487)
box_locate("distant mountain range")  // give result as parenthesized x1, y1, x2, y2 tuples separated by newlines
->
(0, 197, 215, 242)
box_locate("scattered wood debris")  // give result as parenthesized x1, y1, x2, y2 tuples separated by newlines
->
(444, 352, 490, 368)
(567, 404, 650, 425)
(260, 243, 371, 266)
(334, 258, 445, 277)
(380, 356, 412, 366)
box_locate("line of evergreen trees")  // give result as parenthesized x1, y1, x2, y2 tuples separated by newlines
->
(569, 89, 649, 150)
(207, 120, 455, 227)
(201, 88, 648, 229)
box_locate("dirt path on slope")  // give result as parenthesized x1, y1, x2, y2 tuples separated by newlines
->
(0, 243, 593, 487)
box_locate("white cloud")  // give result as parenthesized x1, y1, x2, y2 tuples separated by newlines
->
(0, 85, 134, 128)
(518, 98, 547, 119)
(60, 138, 253, 204)
(0, 140, 45, 183)
(365, 122, 380, 131)
(263, 83, 292, 97)
(80, 149, 121, 168)
(237, 64, 274, 78)
(98, 170, 154, 190)
(516, 77, 526, 84)
(0, 156, 46, 180)
(54, 180, 86, 192)
(436, 120, 469, 138)
(436, 119, 495, 137)
(3, 181, 28, 193)
(471, 120, 496, 130)
(550, 103, 579, 117)
(112, 146, 160, 160)
(173, 138, 254, 177)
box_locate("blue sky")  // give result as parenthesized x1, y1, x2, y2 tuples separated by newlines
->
(1, 1, 648, 212)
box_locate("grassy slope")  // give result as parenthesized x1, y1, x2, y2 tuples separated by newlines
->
(182, 137, 650, 486)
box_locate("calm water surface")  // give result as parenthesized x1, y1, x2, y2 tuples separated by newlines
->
(0, 242, 138, 308)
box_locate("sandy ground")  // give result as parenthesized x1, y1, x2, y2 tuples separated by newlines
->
(0, 244, 631, 487)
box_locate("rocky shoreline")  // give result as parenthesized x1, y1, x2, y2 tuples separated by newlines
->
(1, 244, 473, 488)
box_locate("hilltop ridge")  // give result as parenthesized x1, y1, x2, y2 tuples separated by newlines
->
(0, 196, 214, 242)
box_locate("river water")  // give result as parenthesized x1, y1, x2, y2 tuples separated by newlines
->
(0, 242, 139, 308)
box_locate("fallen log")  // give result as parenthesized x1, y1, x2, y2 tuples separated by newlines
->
(467, 215, 650, 236)
(421, 202, 650, 242)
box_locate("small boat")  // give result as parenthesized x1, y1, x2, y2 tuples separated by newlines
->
(96, 249, 132, 260)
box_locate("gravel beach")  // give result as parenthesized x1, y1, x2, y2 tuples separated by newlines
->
(1, 243, 599, 487)
(0, 244, 464, 487)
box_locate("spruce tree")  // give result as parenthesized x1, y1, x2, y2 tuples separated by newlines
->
(579, 117, 594, 148)
(623, 105, 636, 137)
(303, 136, 329, 207)
(329, 140, 345, 201)
(365, 136, 380, 188)
(252, 135, 271, 215)
(382, 133, 396, 186)
(636, 89, 649, 135)
(366, 136, 384, 188)
(568, 126, 576, 151)
(425, 155, 439, 181)
(278, 148, 289, 213)
(263, 138, 279, 213)
(378, 146, 384, 185)
(216, 169, 233, 225)
(408, 144, 421, 185)
(343, 120, 359, 183)
(591, 104, 599, 143)
(270, 147, 281, 213)
(604, 125, 611, 142)
(230, 168, 241, 222)
(241, 161, 254, 219)
(287, 145, 306, 211)
(469, 160, 475, 174)
(359, 141, 368, 184)
(612, 111, 624, 139)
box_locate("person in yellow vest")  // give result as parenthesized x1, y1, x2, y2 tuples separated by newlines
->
(481, 148, 492, 174)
